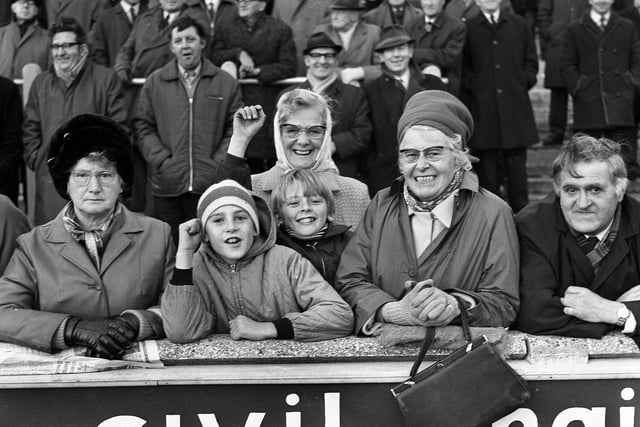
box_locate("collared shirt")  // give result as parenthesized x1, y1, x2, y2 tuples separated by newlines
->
(590, 9, 610, 28)
(482, 10, 500, 25)
(164, 11, 179, 25)
(424, 14, 437, 32)
(178, 61, 202, 89)
(120, 0, 139, 22)
(407, 191, 455, 256)
(396, 68, 410, 90)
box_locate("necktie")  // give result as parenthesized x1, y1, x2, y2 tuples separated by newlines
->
(184, 69, 196, 87)
(208, 3, 215, 33)
(129, 6, 136, 23)
(490, 14, 497, 26)
(580, 236, 599, 254)
(425, 19, 433, 33)
(600, 15, 606, 31)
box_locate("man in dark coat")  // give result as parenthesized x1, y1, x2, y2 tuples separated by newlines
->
(362, 0, 424, 31)
(0, 77, 22, 205)
(286, 32, 372, 179)
(537, 0, 589, 145)
(406, 0, 466, 96)
(561, 0, 640, 179)
(363, 26, 445, 196)
(516, 135, 640, 338)
(462, 0, 538, 213)
(91, 0, 148, 67)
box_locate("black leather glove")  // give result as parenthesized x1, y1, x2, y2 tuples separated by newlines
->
(63, 317, 135, 359)
(110, 312, 140, 341)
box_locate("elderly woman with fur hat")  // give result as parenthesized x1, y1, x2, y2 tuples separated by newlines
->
(335, 90, 520, 334)
(0, 114, 174, 359)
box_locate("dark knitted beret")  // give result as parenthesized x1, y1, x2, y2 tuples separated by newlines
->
(47, 114, 133, 199)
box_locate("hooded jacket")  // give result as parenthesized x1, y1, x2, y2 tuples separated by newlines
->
(162, 192, 354, 342)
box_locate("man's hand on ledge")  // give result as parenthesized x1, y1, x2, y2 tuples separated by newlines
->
(561, 286, 620, 325)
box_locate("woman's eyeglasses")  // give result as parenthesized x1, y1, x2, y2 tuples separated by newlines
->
(280, 124, 326, 140)
(70, 170, 117, 186)
(399, 147, 451, 163)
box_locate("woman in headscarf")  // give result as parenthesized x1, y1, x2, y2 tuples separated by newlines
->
(218, 88, 370, 229)
(0, 114, 174, 359)
(334, 90, 520, 334)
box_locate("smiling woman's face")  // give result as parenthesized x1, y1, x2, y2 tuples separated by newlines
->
(398, 127, 457, 202)
(280, 107, 326, 169)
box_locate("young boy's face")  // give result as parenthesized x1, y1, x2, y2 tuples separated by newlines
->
(279, 185, 329, 237)
(205, 205, 256, 264)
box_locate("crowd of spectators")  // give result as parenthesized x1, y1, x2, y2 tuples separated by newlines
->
(2, 0, 640, 360)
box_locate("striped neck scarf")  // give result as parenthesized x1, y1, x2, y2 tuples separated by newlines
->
(404, 169, 465, 212)
(573, 205, 621, 271)
(63, 202, 120, 269)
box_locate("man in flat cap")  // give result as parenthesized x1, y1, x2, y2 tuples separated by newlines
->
(336, 90, 519, 334)
(363, 25, 445, 196)
(517, 134, 640, 339)
(285, 31, 372, 179)
(314, 0, 382, 86)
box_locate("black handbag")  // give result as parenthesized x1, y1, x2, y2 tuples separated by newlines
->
(391, 300, 531, 427)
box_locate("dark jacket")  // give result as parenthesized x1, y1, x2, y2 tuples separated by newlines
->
(406, 11, 466, 96)
(22, 62, 128, 225)
(0, 77, 22, 203)
(44, 0, 104, 33)
(537, 0, 589, 87)
(0, 195, 29, 275)
(560, 12, 640, 129)
(362, 1, 423, 32)
(115, 4, 211, 79)
(462, 11, 539, 149)
(90, 2, 149, 67)
(134, 58, 243, 197)
(288, 79, 372, 179)
(276, 223, 353, 284)
(363, 65, 446, 196)
(211, 12, 296, 159)
(516, 192, 640, 338)
(0, 21, 49, 79)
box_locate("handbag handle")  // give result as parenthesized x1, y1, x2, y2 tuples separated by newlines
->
(408, 295, 472, 377)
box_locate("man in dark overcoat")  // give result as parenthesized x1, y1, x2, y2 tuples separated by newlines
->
(363, 26, 445, 196)
(461, 0, 538, 213)
(516, 135, 640, 338)
(537, 0, 589, 145)
(561, 0, 640, 178)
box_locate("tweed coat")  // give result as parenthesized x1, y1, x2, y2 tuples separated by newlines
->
(406, 11, 466, 96)
(560, 12, 640, 129)
(314, 21, 382, 83)
(0, 206, 174, 353)
(22, 62, 128, 225)
(0, 21, 49, 79)
(287, 79, 372, 179)
(516, 192, 640, 338)
(90, 1, 148, 67)
(537, 0, 589, 88)
(462, 11, 539, 149)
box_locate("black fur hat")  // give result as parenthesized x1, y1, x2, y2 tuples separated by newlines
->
(47, 114, 133, 199)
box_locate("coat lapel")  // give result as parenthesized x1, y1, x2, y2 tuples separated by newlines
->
(100, 209, 143, 273)
(46, 216, 102, 282)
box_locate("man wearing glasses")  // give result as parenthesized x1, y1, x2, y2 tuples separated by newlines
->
(0, 0, 49, 79)
(285, 32, 372, 180)
(23, 17, 127, 225)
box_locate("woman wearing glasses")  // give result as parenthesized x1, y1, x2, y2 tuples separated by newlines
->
(222, 88, 370, 229)
(334, 90, 519, 334)
(0, 114, 174, 359)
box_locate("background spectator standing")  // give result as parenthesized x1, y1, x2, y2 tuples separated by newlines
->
(201, 0, 237, 37)
(406, 0, 466, 96)
(362, 0, 424, 31)
(287, 32, 372, 179)
(211, 0, 296, 173)
(0, 0, 49, 80)
(134, 16, 242, 242)
(272, 0, 331, 76)
(42, 0, 104, 33)
(91, 0, 148, 68)
(23, 18, 127, 225)
(462, 0, 539, 213)
(0, 77, 23, 205)
(560, 0, 640, 179)
(537, 0, 589, 146)
(314, 0, 382, 86)
(363, 26, 446, 196)
(444, 0, 513, 23)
